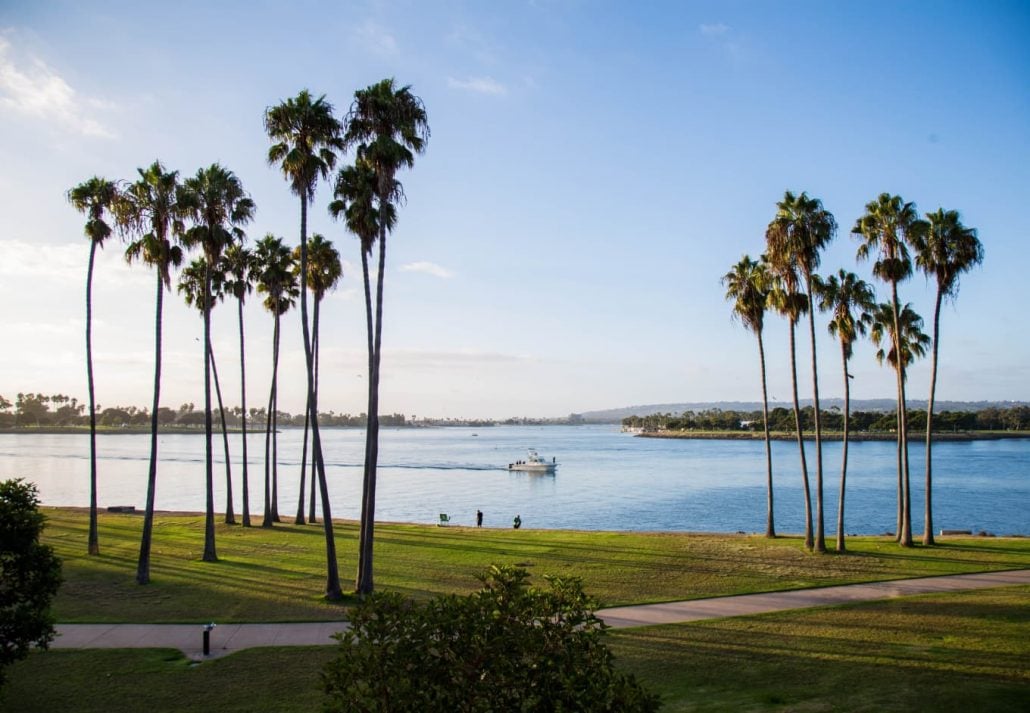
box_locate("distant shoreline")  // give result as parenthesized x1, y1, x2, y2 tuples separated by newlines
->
(635, 430, 1030, 442)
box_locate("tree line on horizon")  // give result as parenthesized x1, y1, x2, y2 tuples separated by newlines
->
(67, 78, 428, 599)
(723, 191, 983, 553)
(619, 405, 1030, 434)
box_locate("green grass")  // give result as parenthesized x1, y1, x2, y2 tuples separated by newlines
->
(609, 585, 1030, 712)
(7, 586, 1028, 712)
(44, 508, 1030, 623)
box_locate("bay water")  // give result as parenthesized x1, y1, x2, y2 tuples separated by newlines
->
(2, 425, 1027, 535)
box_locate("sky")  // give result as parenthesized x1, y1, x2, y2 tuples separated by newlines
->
(0, 1, 1028, 419)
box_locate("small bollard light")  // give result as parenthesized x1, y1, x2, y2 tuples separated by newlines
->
(203, 623, 216, 656)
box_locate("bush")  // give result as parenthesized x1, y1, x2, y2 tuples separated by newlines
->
(0, 479, 62, 690)
(322, 565, 660, 712)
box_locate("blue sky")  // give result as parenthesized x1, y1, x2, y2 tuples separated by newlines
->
(1, 1, 1027, 418)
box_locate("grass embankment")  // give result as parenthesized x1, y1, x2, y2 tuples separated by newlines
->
(44, 508, 1030, 623)
(7, 587, 1028, 712)
(638, 429, 1030, 441)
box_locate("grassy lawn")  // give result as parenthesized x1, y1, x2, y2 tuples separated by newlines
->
(44, 508, 1030, 623)
(7, 586, 1028, 712)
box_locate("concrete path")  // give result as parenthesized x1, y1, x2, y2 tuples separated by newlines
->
(52, 569, 1030, 660)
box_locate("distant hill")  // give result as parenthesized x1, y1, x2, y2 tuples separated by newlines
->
(578, 399, 1030, 424)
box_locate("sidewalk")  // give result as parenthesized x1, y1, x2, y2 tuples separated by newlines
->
(52, 569, 1030, 660)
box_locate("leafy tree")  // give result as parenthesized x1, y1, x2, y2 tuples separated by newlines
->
(254, 235, 297, 529)
(292, 234, 342, 525)
(853, 193, 925, 546)
(911, 208, 983, 545)
(265, 89, 344, 597)
(722, 254, 775, 538)
(766, 190, 836, 552)
(178, 259, 236, 526)
(220, 243, 258, 526)
(0, 479, 62, 691)
(343, 78, 430, 595)
(181, 163, 255, 560)
(67, 176, 118, 556)
(117, 160, 186, 583)
(322, 565, 659, 712)
(817, 270, 875, 552)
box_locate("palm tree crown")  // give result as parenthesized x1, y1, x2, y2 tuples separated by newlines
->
(913, 208, 984, 297)
(817, 270, 876, 360)
(722, 255, 769, 335)
(255, 235, 298, 314)
(264, 90, 344, 201)
(220, 243, 258, 303)
(117, 161, 186, 284)
(852, 193, 923, 284)
(68, 177, 118, 245)
(181, 164, 255, 262)
(871, 302, 930, 376)
(766, 190, 837, 281)
(296, 234, 342, 300)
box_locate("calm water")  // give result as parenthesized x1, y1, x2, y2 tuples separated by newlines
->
(3, 425, 1028, 535)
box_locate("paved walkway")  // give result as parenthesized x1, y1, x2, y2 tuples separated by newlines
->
(52, 569, 1030, 660)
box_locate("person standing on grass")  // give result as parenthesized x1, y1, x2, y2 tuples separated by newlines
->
(476, 510, 483, 527)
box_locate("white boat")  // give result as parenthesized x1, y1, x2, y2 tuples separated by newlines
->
(507, 449, 557, 473)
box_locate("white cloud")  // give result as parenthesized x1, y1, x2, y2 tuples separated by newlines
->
(447, 76, 507, 96)
(399, 261, 454, 279)
(699, 22, 730, 36)
(0, 35, 116, 138)
(0, 240, 150, 288)
(354, 20, 398, 57)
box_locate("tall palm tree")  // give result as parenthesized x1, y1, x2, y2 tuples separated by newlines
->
(343, 78, 430, 595)
(722, 255, 775, 538)
(180, 164, 255, 561)
(265, 89, 344, 599)
(117, 160, 185, 584)
(816, 270, 875, 552)
(852, 194, 925, 546)
(766, 190, 836, 552)
(67, 176, 118, 556)
(219, 243, 258, 526)
(871, 303, 930, 492)
(254, 235, 297, 530)
(177, 259, 236, 527)
(912, 209, 983, 545)
(293, 234, 343, 525)
(766, 248, 813, 550)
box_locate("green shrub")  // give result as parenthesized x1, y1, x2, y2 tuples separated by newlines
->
(0, 479, 62, 690)
(322, 565, 660, 712)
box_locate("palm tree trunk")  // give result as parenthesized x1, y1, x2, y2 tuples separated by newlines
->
(238, 297, 251, 527)
(358, 205, 387, 596)
(757, 330, 774, 538)
(890, 282, 913, 547)
(804, 276, 826, 553)
(202, 265, 218, 562)
(836, 344, 850, 552)
(296, 396, 309, 524)
(299, 194, 341, 599)
(262, 310, 278, 528)
(271, 324, 280, 523)
(309, 300, 321, 524)
(85, 241, 100, 556)
(356, 248, 374, 592)
(136, 271, 164, 584)
(210, 344, 234, 525)
(923, 288, 944, 546)
(788, 320, 813, 550)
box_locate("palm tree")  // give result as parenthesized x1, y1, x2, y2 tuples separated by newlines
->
(180, 164, 255, 561)
(871, 303, 930, 469)
(722, 255, 775, 538)
(852, 194, 925, 546)
(766, 190, 836, 552)
(293, 234, 343, 525)
(177, 259, 236, 527)
(816, 270, 876, 552)
(343, 78, 430, 596)
(254, 235, 297, 530)
(67, 176, 118, 556)
(219, 243, 258, 526)
(265, 89, 344, 599)
(912, 209, 983, 545)
(117, 160, 185, 584)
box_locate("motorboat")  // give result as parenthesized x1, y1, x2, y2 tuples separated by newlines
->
(507, 449, 557, 473)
